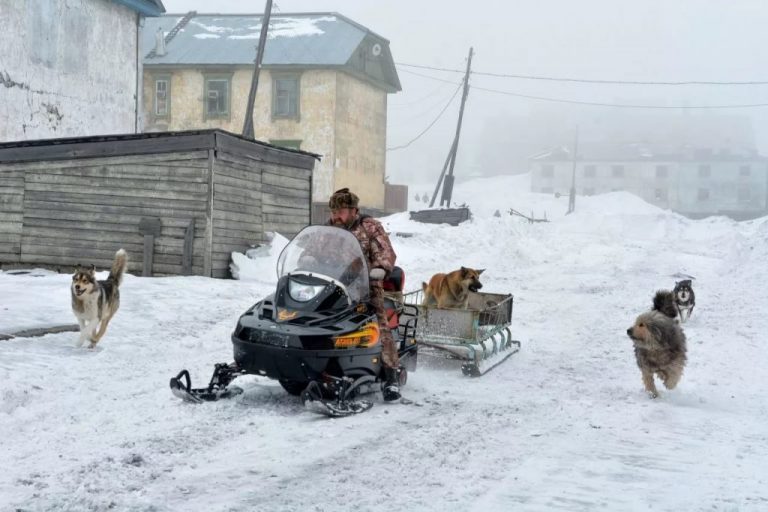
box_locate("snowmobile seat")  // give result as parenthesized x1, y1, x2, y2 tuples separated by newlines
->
(383, 266, 405, 330)
(383, 266, 405, 293)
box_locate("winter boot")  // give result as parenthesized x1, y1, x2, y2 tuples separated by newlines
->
(382, 367, 401, 402)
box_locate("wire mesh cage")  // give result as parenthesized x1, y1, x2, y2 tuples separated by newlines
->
(402, 290, 513, 344)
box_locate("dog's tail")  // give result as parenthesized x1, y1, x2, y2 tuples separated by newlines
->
(109, 249, 128, 287)
(422, 281, 427, 292)
(653, 290, 678, 319)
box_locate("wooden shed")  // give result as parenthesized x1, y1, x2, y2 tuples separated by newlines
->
(0, 129, 317, 278)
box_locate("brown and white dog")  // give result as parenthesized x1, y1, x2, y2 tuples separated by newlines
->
(626, 309, 687, 398)
(422, 267, 484, 309)
(71, 249, 127, 348)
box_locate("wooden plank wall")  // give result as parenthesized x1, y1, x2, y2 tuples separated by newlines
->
(6, 151, 210, 275)
(210, 152, 264, 278)
(261, 162, 312, 239)
(0, 168, 24, 263)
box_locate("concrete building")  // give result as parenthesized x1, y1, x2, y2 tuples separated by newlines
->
(140, 12, 402, 212)
(530, 144, 768, 220)
(0, 0, 165, 142)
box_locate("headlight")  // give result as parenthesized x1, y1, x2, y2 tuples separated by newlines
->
(334, 323, 380, 349)
(288, 279, 325, 302)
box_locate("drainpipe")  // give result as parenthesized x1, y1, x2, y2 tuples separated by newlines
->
(135, 13, 143, 133)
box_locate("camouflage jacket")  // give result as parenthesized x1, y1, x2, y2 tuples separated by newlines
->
(327, 215, 396, 273)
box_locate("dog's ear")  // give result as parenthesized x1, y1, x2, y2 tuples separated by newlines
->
(476, 269, 485, 275)
(88, 264, 96, 275)
(460, 266, 467, 273)
(648, 322, 665, 346)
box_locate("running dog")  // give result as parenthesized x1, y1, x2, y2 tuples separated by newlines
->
(71, 249, 128, 348)
(626, 309, 687, 398)
(422, 266, 484, 309)
(673, 279, 696, 322)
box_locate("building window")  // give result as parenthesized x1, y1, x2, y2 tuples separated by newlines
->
(204, 74, 231, 119)
(698, 188, 710, 201)
(541, 165, 554, 178)
(655, 165, 668, 178)
(583, 165, 596, 177)
(154, 77, 170, 117)
(611, 165, 624, 177)
(738, 185, 751, 202)
(273, 75, 300, 119)
(270, 139, 302, 150)
(698, 165, 711, 178)
(654, 188, 667, 200)
(739, 165, 751, 177)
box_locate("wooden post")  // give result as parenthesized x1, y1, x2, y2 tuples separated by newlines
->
(182, 218, 195, 275)
(567, 126, 579, 215)
(429, 47, 473, 207)
(441, 47, 473, 207)
(138, 217, 161, 277)
(242, 0, 273, 139)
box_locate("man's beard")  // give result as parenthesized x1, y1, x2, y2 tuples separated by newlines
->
(332, 217, 354, 228)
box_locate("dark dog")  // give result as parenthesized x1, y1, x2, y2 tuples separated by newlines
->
(422, 267, 484, 309)
(626, 310, 687, 398)
(71, 249, 127, 348)
(673, 280, 695, 322)
(652, 290, 678, 320)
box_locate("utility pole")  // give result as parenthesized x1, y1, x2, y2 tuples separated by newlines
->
(430, 47, 473, 207)
(567, 126, 579, 215)
(242, 0, 273, 139)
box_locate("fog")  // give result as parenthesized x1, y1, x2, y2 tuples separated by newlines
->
(160, 0, 768, 189)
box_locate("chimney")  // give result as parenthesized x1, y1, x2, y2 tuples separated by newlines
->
(154, 28, 167, 57)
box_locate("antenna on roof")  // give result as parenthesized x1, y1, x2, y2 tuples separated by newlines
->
(242, 0, 273, 139)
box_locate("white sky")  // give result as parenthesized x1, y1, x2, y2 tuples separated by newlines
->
(2, 174, 767, 510)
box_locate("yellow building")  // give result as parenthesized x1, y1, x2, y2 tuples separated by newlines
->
(140, 12, 401, 213)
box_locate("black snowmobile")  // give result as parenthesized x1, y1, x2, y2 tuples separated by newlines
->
(170, 225, 419, 417)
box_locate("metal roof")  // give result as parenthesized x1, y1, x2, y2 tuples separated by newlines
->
(143, 13, 377, 66)
(112, 0, 165, 17)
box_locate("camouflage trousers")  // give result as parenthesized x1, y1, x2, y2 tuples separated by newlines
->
(369, 283, 400, 369)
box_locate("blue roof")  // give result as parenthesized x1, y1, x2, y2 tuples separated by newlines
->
(143, 13, 375, 66)
(113, 0, 165, 17)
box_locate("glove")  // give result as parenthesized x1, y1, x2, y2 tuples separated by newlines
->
(369, 268, 386, 281)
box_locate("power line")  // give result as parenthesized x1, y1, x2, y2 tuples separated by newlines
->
(389, 81, 453, 109)
(397, 67, 462, 85)
(396, 61, 768, 86)
(386, 80, 464, 151)
(398, 65, 768, 109)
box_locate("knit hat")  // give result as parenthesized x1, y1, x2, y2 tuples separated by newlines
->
(328, 188, 359, 210)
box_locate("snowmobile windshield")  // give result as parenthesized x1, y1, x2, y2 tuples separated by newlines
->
(277, 225, 370, 303)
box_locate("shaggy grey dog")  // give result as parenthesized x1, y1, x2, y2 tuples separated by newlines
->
(626, 310, 687, 398)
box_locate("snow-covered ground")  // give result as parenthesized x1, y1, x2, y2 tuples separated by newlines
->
(2, 174, 767, 511)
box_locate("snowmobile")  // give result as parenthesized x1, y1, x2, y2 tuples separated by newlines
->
(170, 225, 419, 417)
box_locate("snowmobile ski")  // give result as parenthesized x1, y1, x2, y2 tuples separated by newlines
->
(169, 363, 245, 403)
(300, 377, 376, 417)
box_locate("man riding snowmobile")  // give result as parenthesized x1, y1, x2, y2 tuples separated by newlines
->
(169, 196, 417, 416)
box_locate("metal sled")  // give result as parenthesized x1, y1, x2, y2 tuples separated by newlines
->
(402, 290, 521, 376)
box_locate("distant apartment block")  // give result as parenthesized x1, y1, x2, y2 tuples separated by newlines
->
(530, 145, 768, 220)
